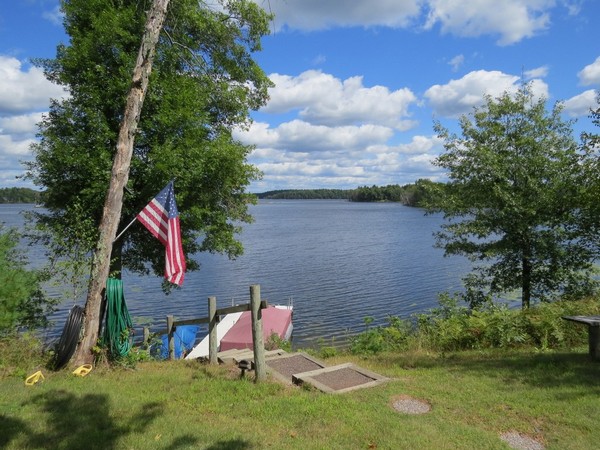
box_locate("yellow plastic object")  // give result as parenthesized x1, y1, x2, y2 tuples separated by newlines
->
(72, 364, 93, 377)
(25, 371, 45, 386)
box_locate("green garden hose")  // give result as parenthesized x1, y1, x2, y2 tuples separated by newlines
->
(103, 277, 133, 358)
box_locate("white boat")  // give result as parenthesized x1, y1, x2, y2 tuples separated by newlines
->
(185, 304, 293, 360)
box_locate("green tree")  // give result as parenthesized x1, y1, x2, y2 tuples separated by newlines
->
(26, 0, 271, 281)
(579, 92, 600, 244)
(426, 85, 598, 309)
(25, 0, 272, 364)
(0, 227, 54, 335)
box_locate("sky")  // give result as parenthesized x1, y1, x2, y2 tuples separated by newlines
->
(1, 0, 599, 192)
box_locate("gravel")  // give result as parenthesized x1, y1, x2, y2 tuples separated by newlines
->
(390, 395, 431, 414)
(499, 431, 545, 450)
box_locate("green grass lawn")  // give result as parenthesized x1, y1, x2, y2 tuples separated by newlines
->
(1, 347, 599, 449)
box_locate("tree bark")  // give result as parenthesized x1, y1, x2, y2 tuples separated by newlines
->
(521, 255, 532, 310)
(71, 0, 171, 366)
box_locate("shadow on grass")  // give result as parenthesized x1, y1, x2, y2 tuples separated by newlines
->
(205, 438, 253, 449)
(384, 349, 600, 395)
(0, 414, 31, 448)
(452, 351, 599, 391)
(1, 389, 197, 449)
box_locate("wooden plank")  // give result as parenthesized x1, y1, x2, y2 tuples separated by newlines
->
(168, 300, 268, 328)
(217, 300, 268, 316)
(562, 316, 600, 361)
(173, 317, 210, 326)
(563, 315, 600, 326)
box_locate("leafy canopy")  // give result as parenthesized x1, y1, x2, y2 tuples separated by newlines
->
(26, 0, 273, 286)
(425, 85, 599, 308)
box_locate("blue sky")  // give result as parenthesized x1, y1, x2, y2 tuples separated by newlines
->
(1, 0, 599, 192)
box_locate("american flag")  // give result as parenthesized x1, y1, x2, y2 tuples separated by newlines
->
(136, 181, 186, 286)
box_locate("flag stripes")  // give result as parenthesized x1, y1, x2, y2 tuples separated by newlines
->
(137, 199, 169, 245)
(166, 216, 185, 286)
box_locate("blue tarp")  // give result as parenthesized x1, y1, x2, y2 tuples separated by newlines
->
(158, 325, 200, 359)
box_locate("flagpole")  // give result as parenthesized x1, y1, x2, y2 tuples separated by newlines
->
(113, 216, 138, 243)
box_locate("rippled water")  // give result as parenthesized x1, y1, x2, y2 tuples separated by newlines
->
(1, 201, 471, 347)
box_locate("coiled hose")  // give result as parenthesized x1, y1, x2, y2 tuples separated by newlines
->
(103, 277, 133, 358)
(53, 305, 84, 370)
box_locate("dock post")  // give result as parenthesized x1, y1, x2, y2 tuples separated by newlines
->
(143, 327, 150, 348)
(589, 326, 600, 360)
(208, 296, 218, 365)
(167, 315, 175, 360)
(250, 284, 266, 382)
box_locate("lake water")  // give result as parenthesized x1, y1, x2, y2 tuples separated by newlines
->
(1, 201, 471, 348)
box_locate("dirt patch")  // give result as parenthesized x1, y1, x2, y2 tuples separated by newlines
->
(390, 394, 431, 415)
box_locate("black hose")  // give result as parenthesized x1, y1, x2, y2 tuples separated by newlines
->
(52, 305, 84, 370)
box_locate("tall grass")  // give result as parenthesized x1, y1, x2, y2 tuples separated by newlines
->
(0, 332, 51, 379)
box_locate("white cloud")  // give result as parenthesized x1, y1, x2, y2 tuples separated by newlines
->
(312, 54, 327, 66)
(264, 71, 342, 113)
(398, 135, 444, 155)
(0, 133, 36, 158)
(249, 148, 442, 190)
(258, 0, 422, 31)
(265, 70, 418, 130)
(0, 56, 67, 115)
(243, 122, 445, 190)
(0, 57, 65, 186)
(424, 0, 554, 45)
(0, 112, 41, 175)
(0, 112, 43, 136)
(0, 166, 31, 186)
(42, 5, 64, 26)
(564, 0, 584, 16)
(524, 66, 549, 79)
(239, 119, 394, 153)
(245, 65, 556, 190)
(424, 70, 549, 118)
(255, 0, 563, 45)
(578, 56, 600, 86)
(563, 89, 597, 117)
(448, 54, 464, 72)
(368, 135, 444, 156)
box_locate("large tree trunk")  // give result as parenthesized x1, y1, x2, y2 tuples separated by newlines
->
(72, 0, 171, 366)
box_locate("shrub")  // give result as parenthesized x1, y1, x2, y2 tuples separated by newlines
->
(350, 293, 600, 355)
(349, 315, 412, 355)
(265, 332, 292, 352)
(0, 333, 49, 378)
(523, 299, 600, 349)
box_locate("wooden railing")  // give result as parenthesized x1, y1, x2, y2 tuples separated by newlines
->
(146, 284, 268, 381)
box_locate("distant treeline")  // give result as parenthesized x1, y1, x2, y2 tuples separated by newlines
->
(257, 179, 440, 207)
(257, 189, 353, 200)
(2, 182, 439, 206)
(0, 187, 43, 204)
(349, 179, 438, 206)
